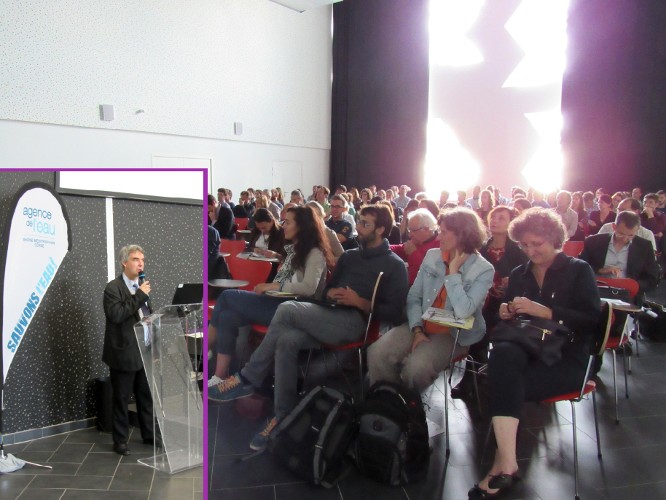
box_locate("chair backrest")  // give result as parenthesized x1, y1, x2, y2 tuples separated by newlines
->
(593, 302, 614, 357)
(563, 240, 584, 257)
(226, 256, 272, 291)
(578, 302, 613, 399)
(220, 239, 248, 257)
(595, 277, 639, 300)
(236, 217, 249, 231)
(362, 271, 384, 345)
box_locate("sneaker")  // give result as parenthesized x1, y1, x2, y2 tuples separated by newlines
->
(249, 416, 279, 451)
(208, 375, 225, 388)
(208, 373, 254, 402)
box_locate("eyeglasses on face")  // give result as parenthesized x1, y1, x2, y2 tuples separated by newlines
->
(357, 220, 375, 228)
(330, 205, 345, 209)
(408, 226, 429, 233)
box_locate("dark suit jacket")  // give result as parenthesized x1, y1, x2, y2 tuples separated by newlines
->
(214, 205, 235, 239)
(103, 275, 153, 371)
(579, 233, 659, 294)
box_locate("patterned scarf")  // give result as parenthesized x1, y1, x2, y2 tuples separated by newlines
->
(273, 244, 296, 286)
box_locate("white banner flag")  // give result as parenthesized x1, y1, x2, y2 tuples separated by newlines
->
(1, 183, 71, 382)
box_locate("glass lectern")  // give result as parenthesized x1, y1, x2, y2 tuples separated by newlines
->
(134, 303, 203, 473)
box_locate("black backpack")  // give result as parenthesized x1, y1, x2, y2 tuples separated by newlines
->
(268, 386, 357, 487)
(353, 381, 430, 485)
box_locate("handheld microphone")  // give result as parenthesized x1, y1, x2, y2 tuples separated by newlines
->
(138, 271, 146, 285)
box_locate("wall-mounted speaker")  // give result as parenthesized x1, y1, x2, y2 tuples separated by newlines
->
(99, 104, 115, 121)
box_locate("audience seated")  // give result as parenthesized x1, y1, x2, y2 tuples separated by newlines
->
(209, 204, 408, 451)
(326, 194, 358, 250)
(598, 198, 656, 251)
(208, 205, 332, 387)
(587, 194, 615, 235)
(579, 210, 659, 297)
(452, 206, 528, 398)
(208, 193, 235, 239)
(512, 197, 532, 213)
(469, 208, 601, 498)
(247, 208, 286, 263)
(378, 200, 402, 244)
(233, 190, 255, 218)
(656, 190, 666, 215)
(570, 191, 589, 241)
(390, 208, 440, 285)
(475, 189, 495, 224)
(368, 207, 493, 392)
(306, 200, 344, 261)
(315, 185, 331, 216)
(641, 193, 666, 252)
(400, 199, 421, 242)
(466, 185, 481, 210)
(395, 184, 412, 210)
(212, 180, 664, 494)
(553, 190, 578, 239)
(531, 189, 549, 208)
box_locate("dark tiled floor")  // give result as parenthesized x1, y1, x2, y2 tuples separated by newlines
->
(208, 284, 666, 499)
(1, 427, 202, 500)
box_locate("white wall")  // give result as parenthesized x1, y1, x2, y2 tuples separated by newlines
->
(0, 0, 332, 195)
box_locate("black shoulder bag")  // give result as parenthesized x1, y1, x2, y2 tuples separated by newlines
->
(490, 316, 573, 366)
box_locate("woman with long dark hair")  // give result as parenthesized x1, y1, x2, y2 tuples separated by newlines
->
(208, 205, 333, 387)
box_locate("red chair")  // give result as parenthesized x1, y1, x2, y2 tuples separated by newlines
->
(220, 239, 248, 257)
(208, 257, 272, 322)
(596, 277, 640, 422)
(563, 240, 584, 257)
(235, 217, 249, 231)
(226, 256, 272, 292)
(541, 302, 614, 500)
(303, 272, 384, 399)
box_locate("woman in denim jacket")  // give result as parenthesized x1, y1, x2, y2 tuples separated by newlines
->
(368, 208, 493, 392)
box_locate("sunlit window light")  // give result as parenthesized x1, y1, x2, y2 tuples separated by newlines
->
(503, 0, 569, 88)
(521, 111, 564, 192)
(424, 118, 481, 197)
(429, 0, 485, 67)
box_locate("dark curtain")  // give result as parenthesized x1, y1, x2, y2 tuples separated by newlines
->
(562, 0, 666, 193)
(331, 0, 666, 194)
(330, 0, 430, 192)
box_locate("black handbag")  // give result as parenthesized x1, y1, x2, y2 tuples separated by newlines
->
(596, 281, 631, 303)
(490, 316, 573, 366)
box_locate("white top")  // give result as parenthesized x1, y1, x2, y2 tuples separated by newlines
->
(254, 233, 270, 249)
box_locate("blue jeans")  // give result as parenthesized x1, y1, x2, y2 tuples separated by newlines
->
(240, 301, 366, 419)
(212, 290, 283, 355)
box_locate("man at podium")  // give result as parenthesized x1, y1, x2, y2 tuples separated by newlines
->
(102, 244, 155, 456)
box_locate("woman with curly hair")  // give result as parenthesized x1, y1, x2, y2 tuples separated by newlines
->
(469, 208, 600, 498)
